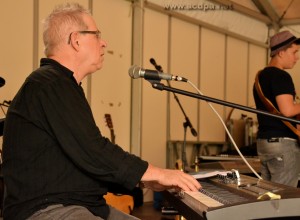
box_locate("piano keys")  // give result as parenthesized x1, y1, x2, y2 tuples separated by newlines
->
(163, 172, 300, 220)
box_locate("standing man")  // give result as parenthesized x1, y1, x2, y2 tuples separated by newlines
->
(253, 30, 300, 187)
(2, 3, 201, 220)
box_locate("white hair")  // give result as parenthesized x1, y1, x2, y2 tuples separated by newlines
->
(42, 3, 91, 56)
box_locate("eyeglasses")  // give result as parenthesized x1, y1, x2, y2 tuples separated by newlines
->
(68, 30, 101, 44)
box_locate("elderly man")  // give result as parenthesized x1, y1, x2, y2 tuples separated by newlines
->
(2, 3, 200, 220)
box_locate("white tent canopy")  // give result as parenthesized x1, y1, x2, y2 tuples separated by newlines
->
(148, 0, 300, 44)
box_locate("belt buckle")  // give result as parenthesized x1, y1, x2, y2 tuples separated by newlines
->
(267, 138, 279, 143)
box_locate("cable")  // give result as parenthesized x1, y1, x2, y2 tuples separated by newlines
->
(187, 80, 262, 179)
(278, 0, 294, 23)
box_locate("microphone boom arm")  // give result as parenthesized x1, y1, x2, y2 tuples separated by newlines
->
(150, 81, 300, 124)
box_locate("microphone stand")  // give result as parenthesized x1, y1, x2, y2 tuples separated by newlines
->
(0, 100, 11, 116)
(145, 80, 300, 173)
(150, 60, 197, 172)
(171, 88, 196, 172)
(147, 81, 300, 124)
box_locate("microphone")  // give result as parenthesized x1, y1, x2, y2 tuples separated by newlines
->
(190, 126, 198, 137)
(0, 100, 11, 107)
(150, 58, 163, 72)
(128, 65, 187, 82)
(3, 100, 11, 105)
(0, 77, 5, 87)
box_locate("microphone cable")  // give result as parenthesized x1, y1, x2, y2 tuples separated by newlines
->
(186, 79, 262, 179)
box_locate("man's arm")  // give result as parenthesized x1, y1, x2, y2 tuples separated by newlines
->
(276, 94, 300, 117)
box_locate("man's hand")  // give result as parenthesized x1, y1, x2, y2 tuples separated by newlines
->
(141, 164, 201, 192)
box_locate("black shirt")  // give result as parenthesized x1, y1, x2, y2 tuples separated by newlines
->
(2, 58, 148, 220)
(253, 66, 297, 139)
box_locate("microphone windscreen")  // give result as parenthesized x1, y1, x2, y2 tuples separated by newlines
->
(128, 65, 141, 79)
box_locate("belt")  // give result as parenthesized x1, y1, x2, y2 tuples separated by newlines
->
(265, 137, 298, 143)
(282, 137, 298, 141)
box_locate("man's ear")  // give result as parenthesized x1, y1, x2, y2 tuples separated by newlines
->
(69, 32, 80, 51)
(277, 50, 284, 58)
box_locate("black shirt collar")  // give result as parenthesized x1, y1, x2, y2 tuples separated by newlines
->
(40, 58, 80, 85)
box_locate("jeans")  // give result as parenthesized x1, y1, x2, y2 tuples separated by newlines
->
(257, 138, 300, 187)
(27, 204, 141, 220)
